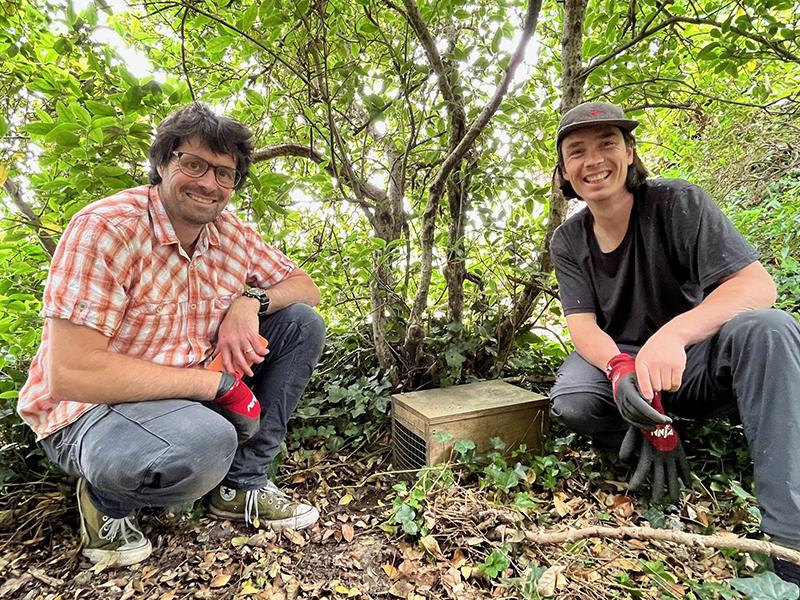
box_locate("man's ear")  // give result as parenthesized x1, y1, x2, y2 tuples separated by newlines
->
(626, 145, 634, 166)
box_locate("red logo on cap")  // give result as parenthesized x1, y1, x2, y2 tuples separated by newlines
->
(590, 110, 604, 116)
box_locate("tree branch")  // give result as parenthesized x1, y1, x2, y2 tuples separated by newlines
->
(429, 0, 542, 198)
(582, 13, 799, 80)
(252, 142, 385, 207)
(2, 178, 57, 256)
(521, 525, 800, 565)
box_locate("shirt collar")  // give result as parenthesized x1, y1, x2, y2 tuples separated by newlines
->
(147, 185, 221, 252)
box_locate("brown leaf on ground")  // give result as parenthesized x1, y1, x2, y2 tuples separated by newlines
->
(342, 523, 355, 542)
(209, 572, 231, 588)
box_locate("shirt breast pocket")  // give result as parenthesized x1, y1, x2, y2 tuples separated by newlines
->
(115, 301, 186, 360)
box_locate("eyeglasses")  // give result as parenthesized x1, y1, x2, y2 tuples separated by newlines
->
(171, 151, 242, 189)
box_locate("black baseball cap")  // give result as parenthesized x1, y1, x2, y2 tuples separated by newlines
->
(556, 102, 639, 148)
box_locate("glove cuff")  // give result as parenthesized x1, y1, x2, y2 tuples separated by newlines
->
(606, 352, 635, 381)
(215, 371, 237, 398)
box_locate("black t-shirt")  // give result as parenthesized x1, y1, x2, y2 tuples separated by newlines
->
(550, 178, 759, 346)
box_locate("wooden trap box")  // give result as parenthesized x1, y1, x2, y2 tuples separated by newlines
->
(391, 380, 549, 469)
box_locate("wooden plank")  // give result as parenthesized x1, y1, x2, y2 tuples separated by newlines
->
(392, 380, 547, 424)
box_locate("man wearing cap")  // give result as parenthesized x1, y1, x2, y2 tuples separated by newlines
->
(547, 101, 800, 585)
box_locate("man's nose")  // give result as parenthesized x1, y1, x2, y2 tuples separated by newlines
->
(585, 148, 604, 166)
(195, 167, 219, 190)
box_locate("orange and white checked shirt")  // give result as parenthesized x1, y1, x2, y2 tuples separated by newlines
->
(18, 185, 296, 440)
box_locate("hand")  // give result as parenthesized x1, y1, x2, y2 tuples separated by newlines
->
(607, 353, 672, 430)
(215, 296, 269, 377)
(618, 393, 692, 504)
(213, 372, 261, 443)
(634, 330, 687, 400)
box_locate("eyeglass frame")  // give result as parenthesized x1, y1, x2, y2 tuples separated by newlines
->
(170, 151, 242, 189)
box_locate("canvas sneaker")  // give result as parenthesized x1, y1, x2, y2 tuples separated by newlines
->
(208, 480, 319, 530)
(77, 478, 152, 566)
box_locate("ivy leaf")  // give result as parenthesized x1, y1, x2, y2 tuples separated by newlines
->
(729, 571, 799, 600)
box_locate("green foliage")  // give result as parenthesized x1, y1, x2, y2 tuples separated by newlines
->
(729, 571, 800, 600)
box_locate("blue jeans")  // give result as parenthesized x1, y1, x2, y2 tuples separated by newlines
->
(549, 309, 800, 541)
(40, 304, 326, 518)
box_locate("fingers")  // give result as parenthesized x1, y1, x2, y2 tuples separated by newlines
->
(676, 443, 693, 487)
(666, 457, 679, 503)
(635, 362, 654, 400)
(629, 440, 653, 492)
(619, 394, 672, 428)
(651, 455, 665, 503)
(619, 426, 639, 462)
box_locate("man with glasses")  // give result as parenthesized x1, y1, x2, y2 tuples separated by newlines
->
(17, 103, 326, 566)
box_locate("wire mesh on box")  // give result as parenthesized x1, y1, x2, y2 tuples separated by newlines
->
(392, 418, 426, 470)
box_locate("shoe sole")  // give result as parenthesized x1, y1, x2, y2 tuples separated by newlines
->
(208, 504, 320, 530)
(77, 479, 153, 567)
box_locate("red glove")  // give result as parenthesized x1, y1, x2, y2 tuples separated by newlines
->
(642, 393, 678, 452)
(214, 372, 261, 443)
(606, 353, 672, 430)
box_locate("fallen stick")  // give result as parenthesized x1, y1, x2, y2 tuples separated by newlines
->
(521, 526, 800, 565)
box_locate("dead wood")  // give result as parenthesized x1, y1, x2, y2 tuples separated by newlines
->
(522, 525, 800, 565)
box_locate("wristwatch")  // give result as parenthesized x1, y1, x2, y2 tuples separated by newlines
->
(242, 288, 270, 316)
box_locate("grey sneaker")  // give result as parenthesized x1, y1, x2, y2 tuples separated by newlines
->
(77, 478, 152, 566)
(208, 481, 319, 530)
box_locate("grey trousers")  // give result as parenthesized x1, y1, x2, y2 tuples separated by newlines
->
(40, 304, 326, 518)
(549, 309, 800, 541)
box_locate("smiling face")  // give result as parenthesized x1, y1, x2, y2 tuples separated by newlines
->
(559, 125, 634, 205)
(157, 138, 235, 245)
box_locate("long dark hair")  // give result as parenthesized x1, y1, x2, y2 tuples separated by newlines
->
(148, 103, 254, 190)
(554, 129, 649, 200)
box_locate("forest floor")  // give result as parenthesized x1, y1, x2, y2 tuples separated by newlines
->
(0, 422, 794, 600)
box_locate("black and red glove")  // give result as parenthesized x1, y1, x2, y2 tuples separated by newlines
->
(214, 372, 261, 443)
(619, 392, 692, 503)
(606, 353, 672, 430)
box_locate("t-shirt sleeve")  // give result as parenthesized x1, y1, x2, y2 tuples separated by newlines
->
(241, 225, 298, 288)
(43, 213, 132, 337)
(550, 226, 596, 315)
(668, 184, 759, 292)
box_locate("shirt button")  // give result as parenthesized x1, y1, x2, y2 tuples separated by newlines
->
(190, 303, 197, 310)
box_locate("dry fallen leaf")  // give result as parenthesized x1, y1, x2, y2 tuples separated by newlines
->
(210, 573, 231, 588)
(536, 565, 566, 597)
(382, 563, 400, 580)
(388, 580, 414, 598)
(283, 529, 307, 546)
(342, 523, 355, 543)
(339, 494, 354, 506)
(419, 535, 444, 560)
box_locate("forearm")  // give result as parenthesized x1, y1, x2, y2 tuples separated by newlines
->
(250, 269, 321, 314)
(566, 313, 621, 371)
(657, 262, 776, 347)
(49, 349, 221, 405)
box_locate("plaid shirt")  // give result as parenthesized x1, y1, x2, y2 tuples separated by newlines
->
(18, 185, 296, 440)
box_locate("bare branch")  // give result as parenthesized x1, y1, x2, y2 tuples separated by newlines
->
(252, 142, 385, 207)
(397, 0, 458, 111)
(429, 0, 543, 197)
(582, 13, 800, 79)
(2, 178, 57, 256)
(521, 525, 800, 565)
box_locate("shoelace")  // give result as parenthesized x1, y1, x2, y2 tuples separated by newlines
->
(243, 482, 292, 527)
(98, 516, 144, 544)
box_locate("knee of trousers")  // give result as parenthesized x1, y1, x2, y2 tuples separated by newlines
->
(722, 308, 799, 345)
(550, 392, 609, 434)
(89, 407, 238, 501)
(276, 304, 326, 349)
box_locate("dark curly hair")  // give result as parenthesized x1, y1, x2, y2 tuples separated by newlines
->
(148, 103, 254, 191)
(554, 129, 649, 200)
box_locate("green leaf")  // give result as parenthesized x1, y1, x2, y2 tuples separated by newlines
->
(729, 571, 799, 600)
(453, 439, 476, 456)
(0, 115, 7, 137)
